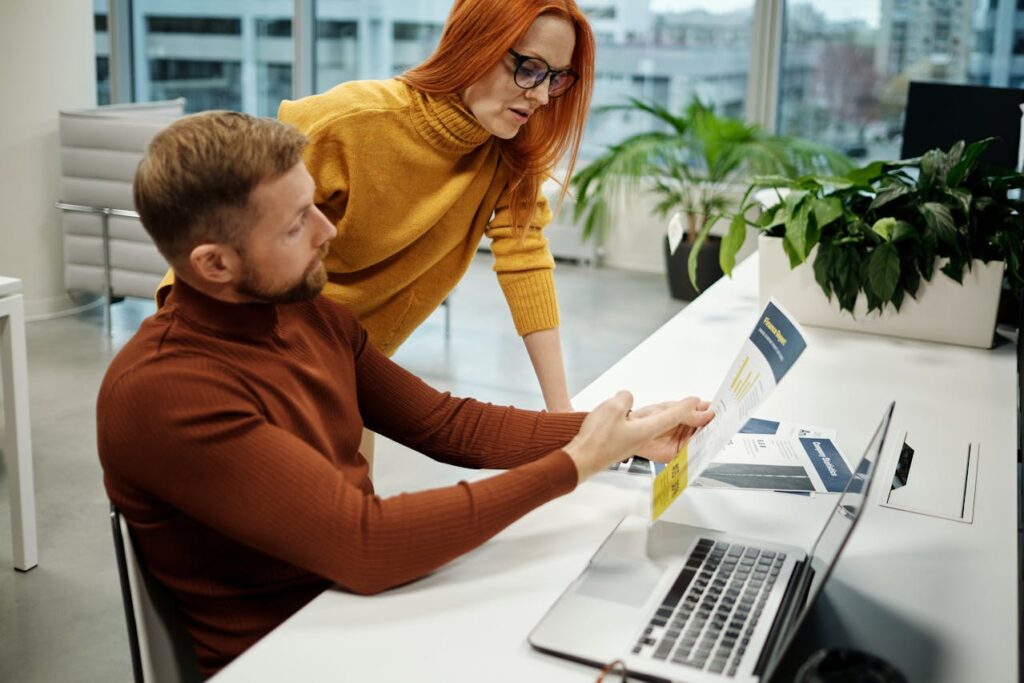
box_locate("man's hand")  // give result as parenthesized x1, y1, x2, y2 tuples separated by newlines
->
(563, 392, 714, 481)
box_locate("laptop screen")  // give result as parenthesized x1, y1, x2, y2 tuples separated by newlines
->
(762, 402, 895, 678)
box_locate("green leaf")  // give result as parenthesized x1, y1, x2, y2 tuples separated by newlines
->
(941, 258, 966, 284)
(871, 217, 897, 241)
(758, 203, 787, 229)
(946, 138, 991, 187)
(891, 220, 918, 242)
(944, 140, 965, 171)
(920, 232, 937, 281)
(811, 197, 843, 230)
(719, 213, 747, 275)
(845, 161, 885, 186)
(868, 183, 910, 212)
(781, 192, 811, 263)
(918, 202, 958, 248)
(946, 188, 972, 216)
(781, 236, 803, 268)
(868, 243, 901, 302)
(812, 243, 833, 300)
(834, 246, 863, 313)
(918, 149, 944, 189)
(900, 262, 921, 300)
(891, 284, 905, 311)
(686, 212, 721, 290)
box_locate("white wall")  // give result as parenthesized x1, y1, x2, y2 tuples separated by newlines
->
(0, 2, 96, 316)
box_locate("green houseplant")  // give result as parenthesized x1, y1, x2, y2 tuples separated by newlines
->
(709, 138, 1024, 315)
(571, 97, 851, 300)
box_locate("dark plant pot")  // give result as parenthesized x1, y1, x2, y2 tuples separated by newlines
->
(664, 235, 724, 301)
(995, 283, 1021, 329)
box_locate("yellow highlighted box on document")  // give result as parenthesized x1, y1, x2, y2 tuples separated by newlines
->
(652, 445, 688, 520)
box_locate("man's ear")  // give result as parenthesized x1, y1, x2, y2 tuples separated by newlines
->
(188, 243, 241, 286)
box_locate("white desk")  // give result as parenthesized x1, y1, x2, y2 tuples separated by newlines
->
(0, 276, 38, 571)
(213, 259, 1018, 682)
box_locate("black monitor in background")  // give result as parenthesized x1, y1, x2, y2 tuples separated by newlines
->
(901, 81, 1024, 170)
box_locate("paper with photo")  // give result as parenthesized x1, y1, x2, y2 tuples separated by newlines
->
(691, 432, 854, 493)
(652, 300, 808, 519)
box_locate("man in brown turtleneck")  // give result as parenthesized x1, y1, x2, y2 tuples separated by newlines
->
(96, 111, 713, 675)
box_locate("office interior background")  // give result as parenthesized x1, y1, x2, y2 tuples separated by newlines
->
(1, 0, 1022, 681)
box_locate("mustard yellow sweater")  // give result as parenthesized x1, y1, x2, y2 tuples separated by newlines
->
(281, 79, 559, 355)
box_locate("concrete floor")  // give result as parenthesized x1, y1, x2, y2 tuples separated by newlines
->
(0, 255, 684, 682)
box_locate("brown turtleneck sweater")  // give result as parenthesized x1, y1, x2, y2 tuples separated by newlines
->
(97, 280, 584, 674)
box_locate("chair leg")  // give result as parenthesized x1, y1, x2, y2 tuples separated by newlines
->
(0, 292, 38, 571)
(443, 298, 451, 342)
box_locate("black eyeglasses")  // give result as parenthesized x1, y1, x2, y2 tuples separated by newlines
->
(507, 49, 579, 98)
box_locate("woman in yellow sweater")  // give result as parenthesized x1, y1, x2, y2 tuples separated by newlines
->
(277, 0, 594, 413)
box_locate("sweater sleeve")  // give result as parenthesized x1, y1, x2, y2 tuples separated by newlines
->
(301, 130, 350, 219)
(98, 357, 579, 596)
(278, 98, 351, 218)
(351, 323, 586, 467)
(485, 183, 560, 336)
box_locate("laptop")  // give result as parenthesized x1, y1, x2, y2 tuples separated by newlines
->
(529, 403, 895, 682)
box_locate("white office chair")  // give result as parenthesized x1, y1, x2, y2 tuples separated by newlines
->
(110, 505, 204, 683)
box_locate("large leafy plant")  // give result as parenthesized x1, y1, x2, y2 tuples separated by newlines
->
(708, 139, 1024, 312)
(571, 98, 851, 246)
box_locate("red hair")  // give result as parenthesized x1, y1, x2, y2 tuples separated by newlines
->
(400, 0, 594, 235)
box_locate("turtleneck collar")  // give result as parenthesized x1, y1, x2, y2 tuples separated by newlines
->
(404, 81, 493, 154)
(164, 277, 280, 338)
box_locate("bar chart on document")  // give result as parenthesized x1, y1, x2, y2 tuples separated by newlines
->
(652, 300, 809, 519)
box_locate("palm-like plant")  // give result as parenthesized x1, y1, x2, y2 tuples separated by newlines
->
(572, 97, 852, 284)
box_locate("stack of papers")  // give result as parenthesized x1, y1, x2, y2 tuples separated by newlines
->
(689, 419, 854, 494)
(652, 300, 809, 519)
(616, 418, 855, 495)
(609, 299, 857, 515)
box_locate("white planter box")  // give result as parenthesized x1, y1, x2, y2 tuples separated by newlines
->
(757, 235, 1005, 348)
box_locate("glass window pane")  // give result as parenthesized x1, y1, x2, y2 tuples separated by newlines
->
(94, 0, 109, 105)
(132, 0, 292, 115)
(309, 1, 754, 159)
(314, 1, 449, 92)
(778, 0, 1009, 163)
(583, 1, 754, 159)
(315, 18, 359, 92)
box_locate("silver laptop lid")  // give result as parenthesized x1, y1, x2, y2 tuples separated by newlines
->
(761, 402, 895, 680)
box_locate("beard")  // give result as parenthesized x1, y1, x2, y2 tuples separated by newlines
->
(236, 248, 329, 304)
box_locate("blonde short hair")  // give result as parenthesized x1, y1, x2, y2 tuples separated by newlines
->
(133, 110, 307, 263)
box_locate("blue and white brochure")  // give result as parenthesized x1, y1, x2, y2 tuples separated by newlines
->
(692, 431, 854, 494)
(678, 299, 809, 487)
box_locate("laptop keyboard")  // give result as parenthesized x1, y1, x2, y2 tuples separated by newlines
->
(631, 538, 785, 677)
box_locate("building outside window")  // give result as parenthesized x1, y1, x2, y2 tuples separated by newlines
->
(782, 0, 983, 162)
(92, 0, 1019, 164)
(93, 0, 754, 159)
(94, 4, 110, 106)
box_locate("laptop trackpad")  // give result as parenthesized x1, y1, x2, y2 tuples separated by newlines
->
(576, 558, 665, 607)
(575, 517, 676, 608)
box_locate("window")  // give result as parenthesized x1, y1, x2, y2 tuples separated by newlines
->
(94, 2, 109, 105)
(112, 0, 294, 116)
(314, 1, 448, 90)
(582, 1, 754, 159)
(315, 20, 358, 92)
(392, 22, 444, 74)
(94, 0, 755, 149)
(778, 0, 984, 162)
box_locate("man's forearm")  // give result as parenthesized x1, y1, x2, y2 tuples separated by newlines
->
(523, 327, 573, 412)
